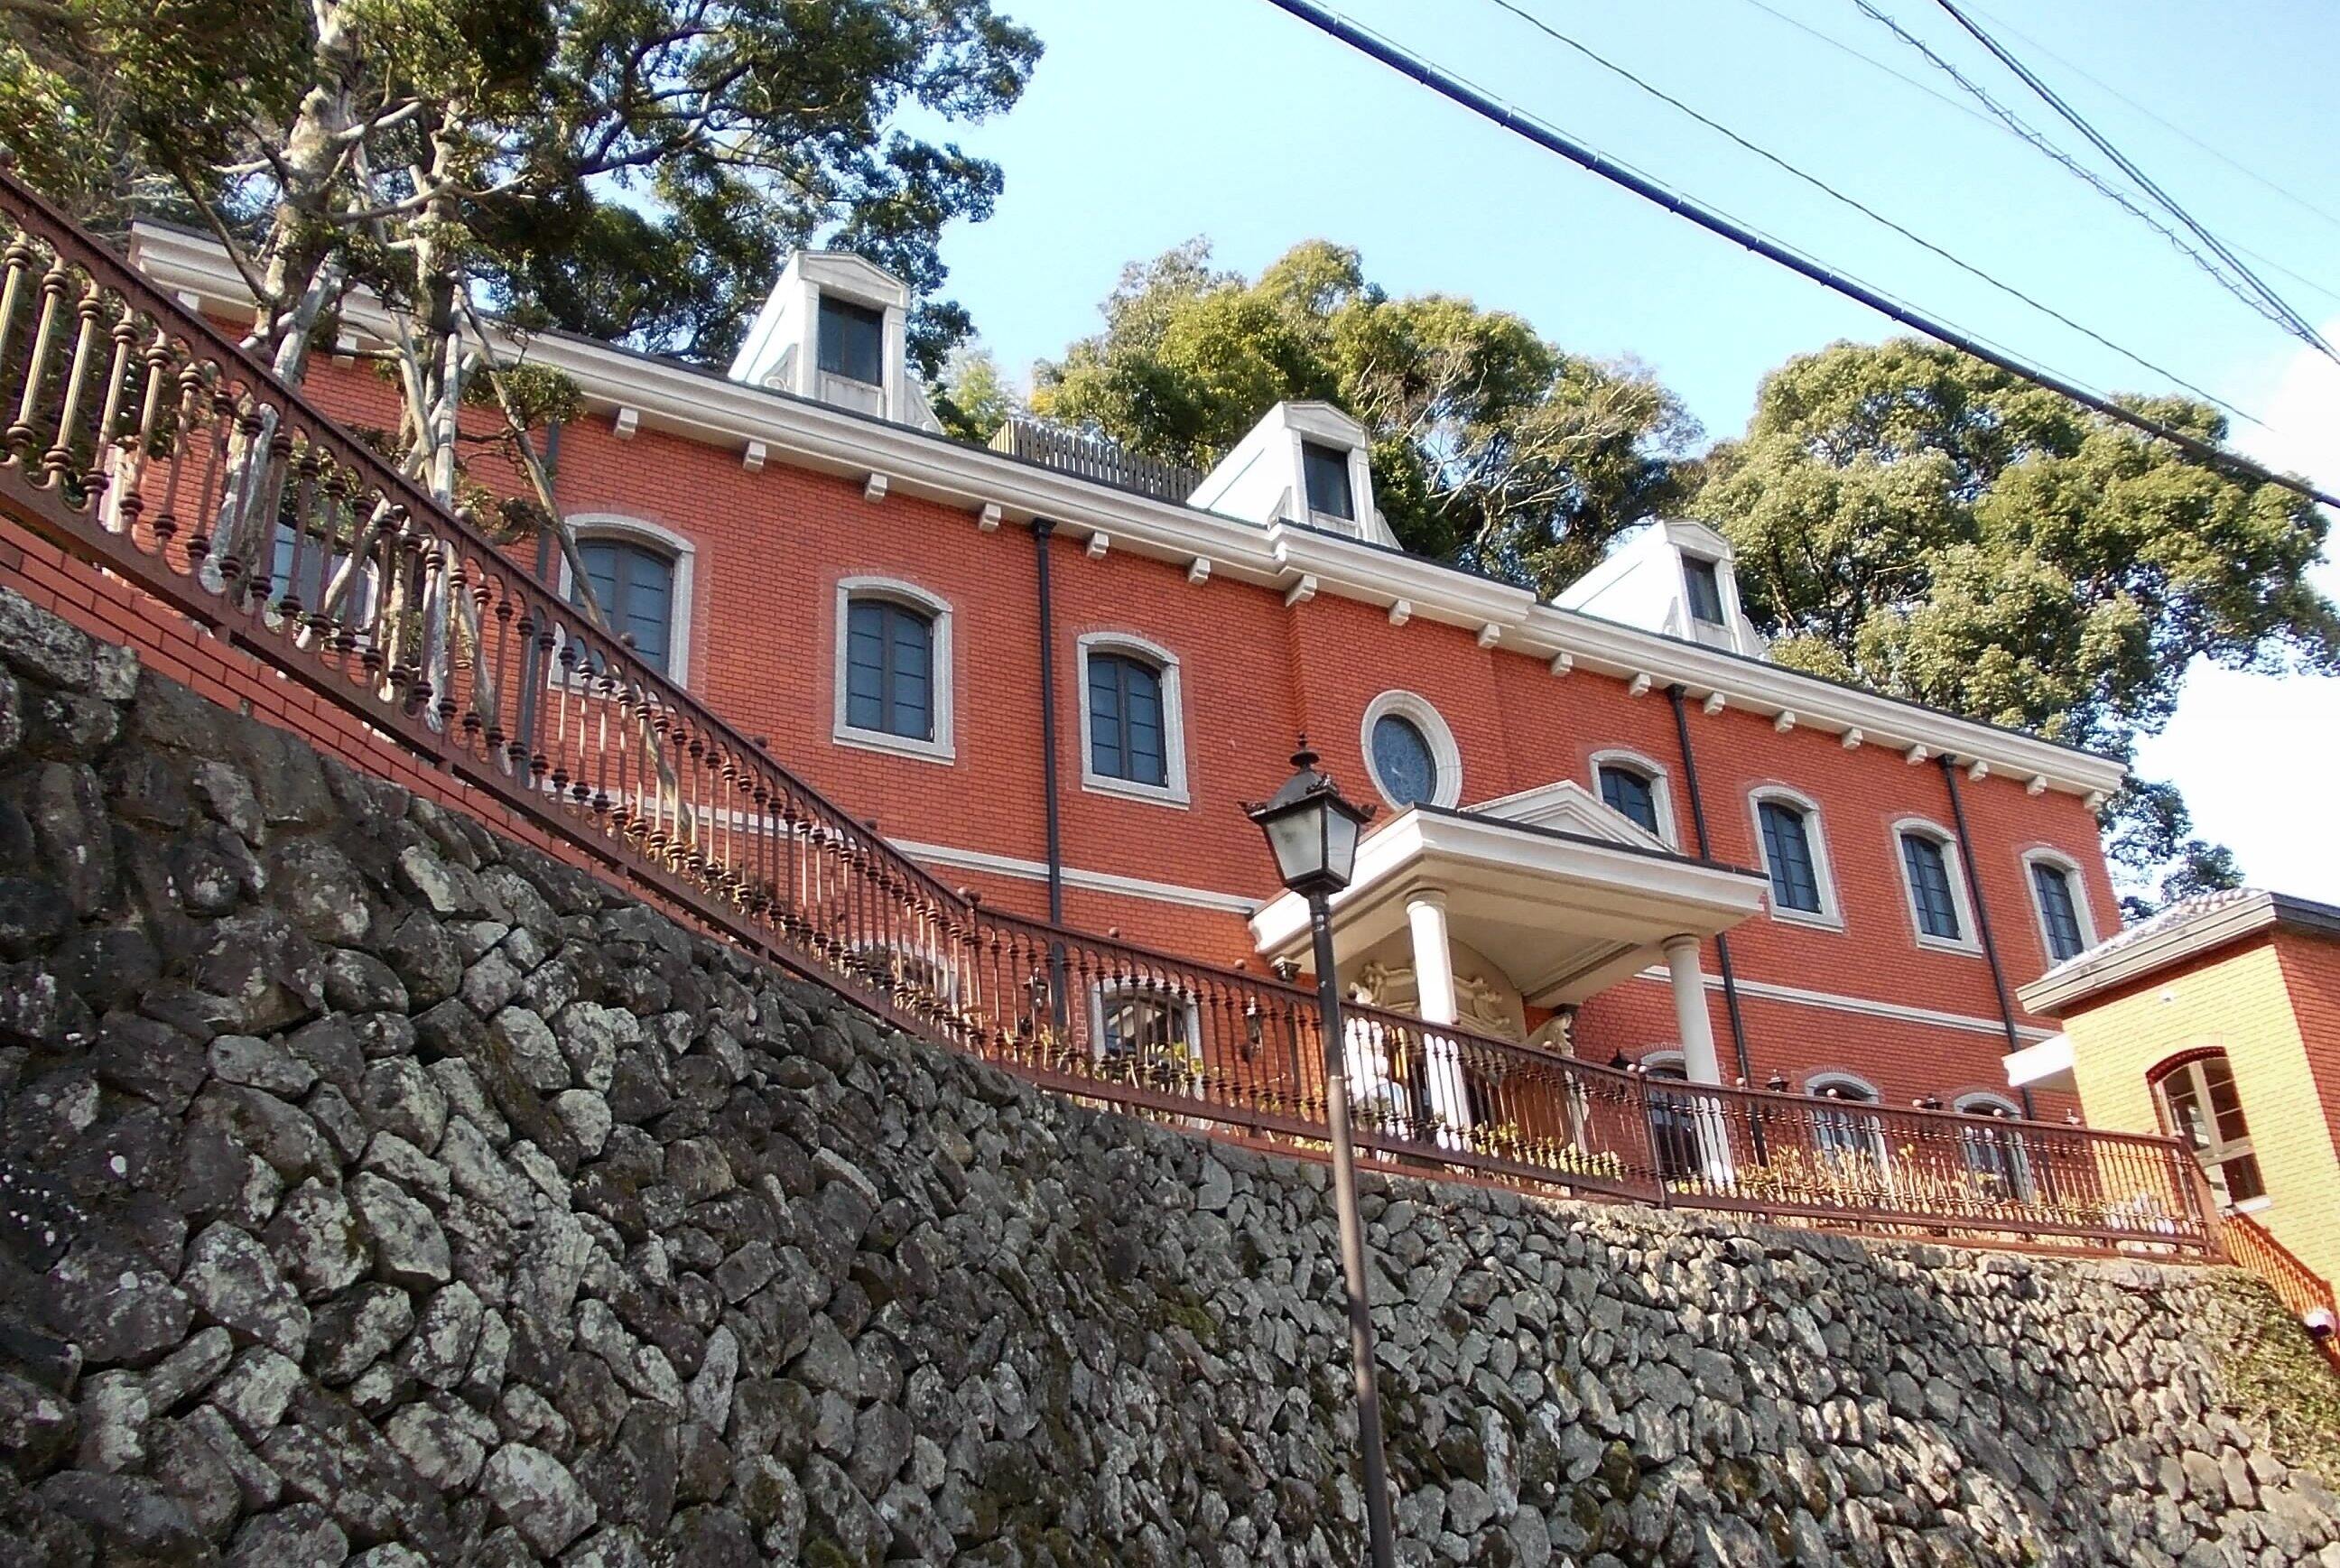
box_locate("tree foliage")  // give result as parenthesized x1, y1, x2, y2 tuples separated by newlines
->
(932, 344, 1019, 444)
(1032, 240, 1700, 592)
(1694, 338, 2340, 909)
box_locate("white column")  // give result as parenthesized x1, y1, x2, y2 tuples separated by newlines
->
(1406, 891, 1474, 1146)
(1663, 935, 1723, 1085)
(1663, 934, 1735, 1186)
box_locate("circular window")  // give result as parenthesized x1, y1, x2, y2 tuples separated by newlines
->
(1370, 713, 1440, 807)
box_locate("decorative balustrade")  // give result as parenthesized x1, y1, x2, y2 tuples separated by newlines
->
(0, 170, 2221, 1260)
(2223, 1212, 2337, 1351)
(987, 417, 1207, 506)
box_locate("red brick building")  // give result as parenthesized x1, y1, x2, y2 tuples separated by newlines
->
(129, 229, 2128, 1120)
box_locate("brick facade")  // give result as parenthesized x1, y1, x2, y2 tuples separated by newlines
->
(122, 316, 2122, 1119)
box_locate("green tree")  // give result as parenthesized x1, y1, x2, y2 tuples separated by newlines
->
(1032, 239, 1699, 592)
(933, 344, 1020, 444)
(1693, 338, 2339, 913)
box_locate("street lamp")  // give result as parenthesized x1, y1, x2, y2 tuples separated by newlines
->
(1247, 741, 1395, 1568)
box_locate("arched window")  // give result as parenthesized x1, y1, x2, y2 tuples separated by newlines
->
(1953, 1092, 2031, 1202)
(2024, 852, 2095, 964)
(846, 599, 934, 739)
(1600, 765, 1658, 836)
(559, 516, 697, 685)
(1894, 821, 1975, 949)
(1806, 1073, 1887, 1173)
(833, 578, 953, 762)
(1093, 982, 1202, 1087)
(1749, 788, 1839, 926)
(1089, 654, 1165, 784)
(2151, 1052, 2265, 1210)
(1360, 691, 1462, 810)
(575, 539, 676, 675)
(1587, 751, 1675, 848)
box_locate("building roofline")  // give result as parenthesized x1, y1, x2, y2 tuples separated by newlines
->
(126, 219, 2127, 800)
(2017, 888, 2340, 1016)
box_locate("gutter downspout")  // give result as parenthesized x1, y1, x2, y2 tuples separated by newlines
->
(1033, 519, 1065, 927)
(1666, 685, 1754, 1085)
(1939, 755, 2036, 1118)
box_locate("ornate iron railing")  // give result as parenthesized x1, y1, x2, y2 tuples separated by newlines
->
(2223, 1212, 2337, 1351)
(0, 170, 2221, 1259)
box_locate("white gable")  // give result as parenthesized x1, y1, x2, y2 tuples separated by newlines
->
(1468, 778, 1671, 852)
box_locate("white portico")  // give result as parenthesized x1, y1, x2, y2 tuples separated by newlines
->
(1248, 783, 1769, 1088)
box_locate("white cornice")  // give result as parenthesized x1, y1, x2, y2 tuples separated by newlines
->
(130, 222, 2126, 801)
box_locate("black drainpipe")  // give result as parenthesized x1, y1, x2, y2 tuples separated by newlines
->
(1665, 684, 1754, 1084)
(1032, 519, 1065, 926)
(1938, 755, 2037, 1118)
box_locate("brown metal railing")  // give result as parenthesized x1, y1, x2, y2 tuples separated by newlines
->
(2224, 1212, 2337, 1333)
(0, 170, 2219, 1259)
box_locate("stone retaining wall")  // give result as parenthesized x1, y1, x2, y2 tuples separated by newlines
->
(0, 588, 2334, 1567)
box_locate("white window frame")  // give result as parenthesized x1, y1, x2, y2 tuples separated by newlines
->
(1076, 632, 1189, 807)
(1360, 690, 1462, 811)
(1805, 1071, 1890, 1172)
(1892, 817, 1981, 955)
(555, 515, 698, 687)
(2020, 848, 2099, 967)
(1747, 785, 1843, 931)
(833, 575, 955, 765)
(1952, 1092, 2034, 1201)
(1588, 748, 1678, 850)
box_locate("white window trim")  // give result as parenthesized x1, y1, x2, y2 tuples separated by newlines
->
(1294, 431, 1373, 538)
(2020, 848, 2099, 967)
(1806, 1070, 1881, 1101)
(1637, 1048, 1687, 1076)
(1360, 690, 1463, 811)
(832, 575, 955, 765)
(556, 514, 697, 687)
(1747, 785, 1843, 932)
(1953, 1091, 2022, 1118)
(1077, 631, 1190, 808)
(1892, 817, 1982, 955)
(1587, 748, 1679, 850)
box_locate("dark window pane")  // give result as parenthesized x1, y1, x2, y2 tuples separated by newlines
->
(2202, 1056, 2252, 1146)
(1302, 441, 1355, 521)
(843, 598, 934, 740)
(2031, 862, 2085, 960)
(1684, 557, 1726, 625)
(1370, 714, 1439, 806)
(817, 296, 886, 385)
(571, 540, 673, 676)
(1089, 654, 1167, 786)
(2222, 1153, 2266, 1202)
(1600, 766, 1659, 836)
(1759, 801, 1823, 914)
(1902, 833, 1962, 940)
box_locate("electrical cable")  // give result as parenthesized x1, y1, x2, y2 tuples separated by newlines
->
(1482, 0, 2257, 425)
(1848, 0, 2308, 344)
(1253, 0, 2340, 514)
(1962, 1, 2340, 238)
(1726, 0, 2340, 305)
(1927, 0, 2340, 366)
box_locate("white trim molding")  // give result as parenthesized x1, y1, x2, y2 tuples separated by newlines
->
(1076, 631, 1192, 808)
(1586, 748, 1679, 850)
(1633, 968, 2056, 1042)
(831, 575, 956, 765)
(1954, 1090, 2023, 1118)
(1806, 1070, 1882, 1101)
(1360, 690, 1463, 810)
(2019, 847, 2099, 968)
(1747, 784, 1844, 932)
(895, 838, 1258, 914)
(1891, 816, 1982, 956)
(557, 514, 699, 687)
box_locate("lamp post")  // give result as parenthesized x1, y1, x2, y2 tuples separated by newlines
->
(1247, 742, 1396, 1568)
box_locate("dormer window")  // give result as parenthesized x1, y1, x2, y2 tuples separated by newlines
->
(1302, 441, 1356, 523)
(817, 296, 885, 386)
(1684, 557, 1726, 626)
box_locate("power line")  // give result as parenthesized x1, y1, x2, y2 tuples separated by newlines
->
(1725, 0, 2340, 306)
(1848, 0, 2309, 345)
(1962, 1, 2340, 238)
(1926, 0, 2340, 366)
(1481, 0, 2258, 425)
(1252, 0, 2340, 514)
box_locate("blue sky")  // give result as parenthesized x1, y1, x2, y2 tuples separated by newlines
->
(925, 0, 2340, 897)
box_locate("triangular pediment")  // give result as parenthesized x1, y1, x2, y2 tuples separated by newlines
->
(1465, 779, 1671, 852)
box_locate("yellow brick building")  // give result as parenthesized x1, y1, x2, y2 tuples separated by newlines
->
(2017, 890, 2340, 1304)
